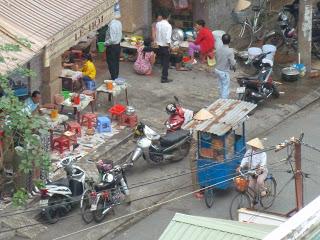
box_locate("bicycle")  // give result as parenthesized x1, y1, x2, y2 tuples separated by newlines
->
(228, 0, 277, 51)
(229, 168, 277, 220)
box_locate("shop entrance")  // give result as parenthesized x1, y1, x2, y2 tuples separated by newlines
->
(152, 0, 194, 30)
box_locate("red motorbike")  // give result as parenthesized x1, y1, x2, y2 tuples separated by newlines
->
(165, 96, 185, 133)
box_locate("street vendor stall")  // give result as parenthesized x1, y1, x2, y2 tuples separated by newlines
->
(183, 99, 256, 208)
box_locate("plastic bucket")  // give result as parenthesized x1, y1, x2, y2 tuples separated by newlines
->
(262, 44, 277, 61)
(212, 30, 226, 50)
(97, 42, 106, 53)
(248, 47, 262, 59)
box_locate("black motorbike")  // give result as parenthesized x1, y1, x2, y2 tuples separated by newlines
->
(237, 51, 273, 75)
(130, 122, 192, 164)
(236, 61, 280, 104)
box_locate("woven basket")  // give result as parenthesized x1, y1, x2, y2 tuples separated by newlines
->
(234, 176, 249, 192)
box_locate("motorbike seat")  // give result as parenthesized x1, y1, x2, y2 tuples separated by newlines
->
(237, 76, 258, 81)
(94, 182, 114, 192)
(47, 178, 69, 187)
(160, 130, 189, 147)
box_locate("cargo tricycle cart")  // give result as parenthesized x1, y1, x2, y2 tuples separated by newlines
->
(184, 99, 256, 208)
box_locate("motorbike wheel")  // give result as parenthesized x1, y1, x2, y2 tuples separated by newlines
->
(170, 141, 191, 162)
(264, 32, 285, 49)
(93, 198, 108, 223)
(44, 196, 63, 224)
(81, 190, 94, 224)
(272, 85, 280, 98)
(312, 41, 320, 59)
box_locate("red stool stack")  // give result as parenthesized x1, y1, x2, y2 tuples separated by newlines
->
(81, 113, 97, 129)
(66, 121, 82, 136)
(52, 136, 70, 154)
(108, 104, 126, 122)
(120, 113, 138, 128)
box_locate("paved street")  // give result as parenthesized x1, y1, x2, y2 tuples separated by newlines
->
(109, 100, 320, 240)
(30, 57, 320, 240)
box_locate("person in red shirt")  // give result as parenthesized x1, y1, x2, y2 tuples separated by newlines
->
(188, 19, 215, 64)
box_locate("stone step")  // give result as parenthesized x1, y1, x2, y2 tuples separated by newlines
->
(104, 139, 136, 165)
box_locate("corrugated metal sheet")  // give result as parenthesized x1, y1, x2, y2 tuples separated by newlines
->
(183, 99, 256, 136)
(0, 30, 42, 73)
(159, 213, 276, 240)
(0, 0, 101, 40)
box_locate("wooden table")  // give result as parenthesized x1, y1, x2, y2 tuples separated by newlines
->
(59, 94, 94, 123)
(96, 83, 128, 106)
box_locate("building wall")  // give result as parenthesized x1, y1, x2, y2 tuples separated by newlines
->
(120, 0, 152, 35)
(29, 51, 44, 92)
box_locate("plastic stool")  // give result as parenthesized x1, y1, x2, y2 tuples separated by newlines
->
(120, 113, 138, 128)
(85, 80, 96, 91)
(96, 116, 112, 133)
(52, 136, 70, 154)
(66, 121, 82, 136)
(81, 113, 97, 129)
(108, 104, 126, 122)
(63, 131, 77, 145)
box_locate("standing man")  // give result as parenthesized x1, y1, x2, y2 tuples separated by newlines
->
(215, 34, 236, 99)
(105, 16, 122, 80)
(156, 9, 172, 83)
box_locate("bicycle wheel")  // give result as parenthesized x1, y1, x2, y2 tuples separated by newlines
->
(204, 188, 215, 208)
(228, 23, 253, 51)
(229, 193, 251, 220)
(260, 176, 277, 209)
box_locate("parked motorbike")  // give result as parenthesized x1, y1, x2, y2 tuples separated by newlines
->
(237, 51, 273, 75)
(80, 162, 130, 223)
(165, 96, 185, 132)
(236, 59, 280, 104)
(40, 156, 88, 224)
(264, 2, 320, 58)
(130, 122, 192, 164)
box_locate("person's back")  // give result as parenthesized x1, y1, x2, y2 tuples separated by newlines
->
(215, 44, 235, 72)
(134, 38, 155, 75)
(196, 27, 215, 53)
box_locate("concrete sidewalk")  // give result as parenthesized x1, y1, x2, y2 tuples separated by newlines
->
(3, 55, 320, 240)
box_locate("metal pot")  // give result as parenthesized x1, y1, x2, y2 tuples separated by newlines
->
(126, 106, 135, 115)
(282, 67, 300, 82)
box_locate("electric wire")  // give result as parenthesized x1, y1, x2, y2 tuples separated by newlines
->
(0, 146, 278, 218)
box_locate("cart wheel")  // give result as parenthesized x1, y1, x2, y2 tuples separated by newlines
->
(204, 188, 215, 208)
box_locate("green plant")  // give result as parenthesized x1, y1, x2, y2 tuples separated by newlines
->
(12, 188, 28, 207)
(0, 40, 51, 206)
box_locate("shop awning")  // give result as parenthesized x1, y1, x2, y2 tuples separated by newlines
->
(0, 0, 117, 71)
(183, 99, 257, 136)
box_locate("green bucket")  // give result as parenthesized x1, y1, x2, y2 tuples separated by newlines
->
(97, 42, 106, 53)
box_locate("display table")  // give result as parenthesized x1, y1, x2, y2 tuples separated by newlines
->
(96, 83, 128, 106)
(59, 94, 94, 122)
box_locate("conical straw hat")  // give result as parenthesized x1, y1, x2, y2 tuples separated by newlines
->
(193, 109, 214, 121)
(246, 138, 264, 150)
(234, 0, 251, 11)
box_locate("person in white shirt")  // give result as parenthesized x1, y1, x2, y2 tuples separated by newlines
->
(105, 17, 122, 80)
(237, 138, 268, 197)
(155, 9, 172, 83)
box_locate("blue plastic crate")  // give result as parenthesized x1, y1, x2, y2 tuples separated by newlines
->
(14, 87, 28, 97)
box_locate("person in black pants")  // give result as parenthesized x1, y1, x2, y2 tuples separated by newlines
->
(105, 18, 122, 80)
(106, 44, 121, 80)
(155, 9, 172, 83)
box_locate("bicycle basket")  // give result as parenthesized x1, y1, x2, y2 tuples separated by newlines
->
(234, 176, 249, 192)
(232, 10, 249, 24)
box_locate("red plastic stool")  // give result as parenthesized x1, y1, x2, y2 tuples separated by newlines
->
(81, 113, 97, 129)
(52, 136, 70, 154)
(120, 113, 138, 128)
(66, 121, 82, 136)
(63, 131, 77, 145)
(108, 104, 126, 122)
